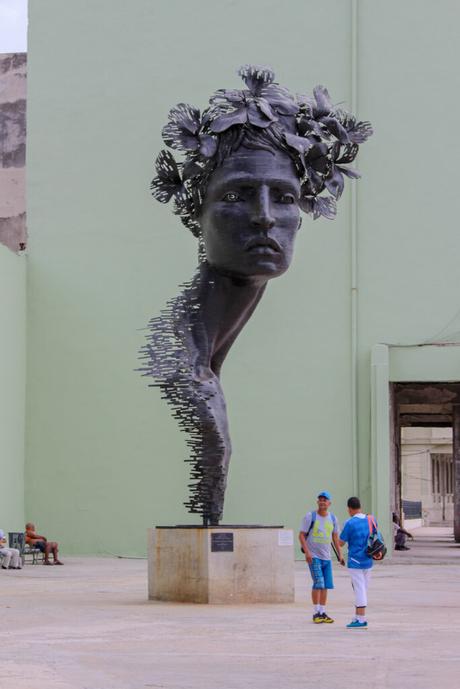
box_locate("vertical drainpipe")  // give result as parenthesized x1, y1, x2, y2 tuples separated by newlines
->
(370, 344, 391, 544)
(350, 0, 359, 494)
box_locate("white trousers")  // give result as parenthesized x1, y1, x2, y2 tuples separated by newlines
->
(0, 547, 21, 568)
(349, 568, 371, 607)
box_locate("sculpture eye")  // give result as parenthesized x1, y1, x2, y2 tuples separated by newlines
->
(278, 193, 295, 204)
(222, 191, 241, 202)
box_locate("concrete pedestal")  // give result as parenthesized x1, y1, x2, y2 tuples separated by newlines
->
(147, 526, 295, 604)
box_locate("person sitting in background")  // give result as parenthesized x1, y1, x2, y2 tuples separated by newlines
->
(0, 529, 22, 570)
(392, 512, 414, 551)
(25, 523, 63, 565)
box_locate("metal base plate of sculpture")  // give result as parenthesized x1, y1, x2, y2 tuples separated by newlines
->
(139, 66, 372, 525)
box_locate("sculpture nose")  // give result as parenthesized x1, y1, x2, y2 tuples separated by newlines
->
(251, 186, 275, 231)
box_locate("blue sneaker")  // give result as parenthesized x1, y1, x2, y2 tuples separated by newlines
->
(346, 619, 368, 629)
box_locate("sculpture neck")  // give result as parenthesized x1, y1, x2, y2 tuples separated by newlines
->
(194, 261, 268, 376)
(200, 261, 269, 292)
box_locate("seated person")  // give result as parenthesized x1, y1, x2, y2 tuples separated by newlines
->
(25, 522, 63, 565)
(0, 529, 22, 570)
(392, 512, 414, 551)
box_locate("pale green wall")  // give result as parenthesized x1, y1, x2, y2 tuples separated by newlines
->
(390, 347, 460, 383)
(0, 245, 26, 531)
(26, 0, 460, 554)
(356, 1, 460, 510)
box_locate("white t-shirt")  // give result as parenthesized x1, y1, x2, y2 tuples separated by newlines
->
(299, 512, 339, 561)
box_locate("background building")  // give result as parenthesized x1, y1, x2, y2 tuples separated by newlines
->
(2, 0, 460, 554)
(401, 427, 454, 526)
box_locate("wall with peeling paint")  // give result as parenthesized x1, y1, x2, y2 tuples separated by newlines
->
(25, 0, 460, 554)
(0, 245, 26, 530)
(0, 53, 27, 253)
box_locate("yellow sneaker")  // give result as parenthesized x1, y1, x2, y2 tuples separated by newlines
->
(321, 613, 334, 623)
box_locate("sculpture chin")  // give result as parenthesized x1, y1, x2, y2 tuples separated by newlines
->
(246, 252, 289, 276)
(209, 252, 292, 282)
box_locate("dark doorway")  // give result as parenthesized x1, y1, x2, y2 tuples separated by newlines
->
(390, 382, 460, 542)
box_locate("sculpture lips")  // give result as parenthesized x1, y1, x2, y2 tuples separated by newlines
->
(244, 237, 281, 254)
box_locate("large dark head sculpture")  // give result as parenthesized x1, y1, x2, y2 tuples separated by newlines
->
(141, 66, 372, 525)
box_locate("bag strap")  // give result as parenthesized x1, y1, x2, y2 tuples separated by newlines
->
(329, 514, 341, 562)
(304, 510, 316, 538)
(367, 514, 377, 534)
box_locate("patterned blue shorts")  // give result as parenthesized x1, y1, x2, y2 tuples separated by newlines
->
(308, 557, 334, 589)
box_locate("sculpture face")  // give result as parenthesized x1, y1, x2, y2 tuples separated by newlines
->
(199, 147, 301, 280)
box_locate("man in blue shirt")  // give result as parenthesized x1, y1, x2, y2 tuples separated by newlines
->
(340, 496, 374, 629)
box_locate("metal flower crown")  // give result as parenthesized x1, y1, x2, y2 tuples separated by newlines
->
(151, 65, 373, 237)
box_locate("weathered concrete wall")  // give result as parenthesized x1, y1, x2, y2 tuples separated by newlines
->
(148, 527, 295, 603)
(0, 53, 27, 252)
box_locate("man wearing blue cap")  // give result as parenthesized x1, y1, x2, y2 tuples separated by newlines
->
(299, 491, 344, 623)
(299, 490, 345, 624)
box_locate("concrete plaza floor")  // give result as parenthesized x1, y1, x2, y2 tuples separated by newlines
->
(0, 527, 459, 689)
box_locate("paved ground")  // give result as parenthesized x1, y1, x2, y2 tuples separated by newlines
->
(391, 525, 459, 563)
(0, 527, 459, 689)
